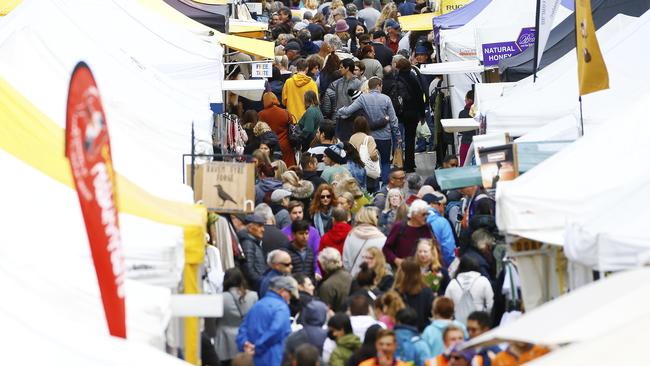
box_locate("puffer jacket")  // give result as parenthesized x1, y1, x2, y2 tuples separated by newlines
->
(342, 224, 386, 277)
(321, 76, 362, 120)
(238, 229, 267, 290)
(282, 180, 314, 200)
(284, 243, 316, 279)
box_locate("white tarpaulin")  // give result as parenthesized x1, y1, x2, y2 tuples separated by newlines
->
(0, 149, 178, 350)
(438, 0, 571, 116)
(525, 314, 650, 365)
(0, 0, 216, 194)
(496, 94, 650, 244)
(464, 268, 650, 348)
(482, 13, 640, 137)
(563, 177, 650, 271)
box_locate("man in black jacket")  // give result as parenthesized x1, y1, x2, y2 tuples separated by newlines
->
(239, 214, 268, 291)
(283, 220, 316, 279)
(371, 30, 394, 67)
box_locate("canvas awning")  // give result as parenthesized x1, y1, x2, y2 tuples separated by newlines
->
(399, 13, 434, 31)
(0, 0, 21, 15)
(215, 31, 274, 59)
(463, 268, 650, 349)
(419, 60, 483, 74)
(222, 79, 266, 101)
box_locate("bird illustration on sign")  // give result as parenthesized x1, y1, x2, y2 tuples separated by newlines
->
(214, 184, 238, 207)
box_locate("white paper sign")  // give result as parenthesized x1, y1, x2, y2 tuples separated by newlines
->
(252, 62, 273, 78)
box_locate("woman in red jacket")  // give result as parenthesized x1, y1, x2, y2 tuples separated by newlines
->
(259, 92, 296, 167)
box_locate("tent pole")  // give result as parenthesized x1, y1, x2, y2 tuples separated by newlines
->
(191, 122, 196, 192)
(579, 96, 584, 136)
(532, 0, 541, 82)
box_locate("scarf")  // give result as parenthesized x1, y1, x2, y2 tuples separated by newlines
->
(314, 207, 333, 236)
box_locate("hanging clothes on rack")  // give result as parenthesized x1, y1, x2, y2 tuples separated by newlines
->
(213, 114, 247, 156)
(208, 212, 237, 270)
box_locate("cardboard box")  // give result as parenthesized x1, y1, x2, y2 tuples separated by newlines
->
(187, 162, 256, 213)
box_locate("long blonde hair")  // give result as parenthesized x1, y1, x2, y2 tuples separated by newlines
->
(414, 238, 442, 272)
(366, 247, 387, 287)
(375, 3, 398, 29)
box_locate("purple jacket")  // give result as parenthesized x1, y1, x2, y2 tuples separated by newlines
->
(282, 224, 322, 275)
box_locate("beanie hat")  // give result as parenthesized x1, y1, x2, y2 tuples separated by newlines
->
(324, 142, 347, 164)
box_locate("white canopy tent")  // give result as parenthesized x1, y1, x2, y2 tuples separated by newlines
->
(463, 268, 650, 348)
(496, 94, 650, 245)
(481, 13, 641, 137)
(0, 0, 214, 195)
(0, 148, 177, 349)
(525, 314, 650, 366)
(563, 177, 650, 271)
(438, 0, 572, 116)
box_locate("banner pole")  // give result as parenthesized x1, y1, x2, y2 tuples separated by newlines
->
(533, 0, 541, 82)
(191, 122, 196, 192)
(579, 96, 584, 136)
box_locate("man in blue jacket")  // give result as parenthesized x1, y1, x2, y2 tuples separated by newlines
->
(237, 276, 297, 365)
(423, 193, 456, 268)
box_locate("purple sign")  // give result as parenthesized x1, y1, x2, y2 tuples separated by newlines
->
(516, 27, 536, 51)
(482, 41, 519, 66)
(482, 27, 537, 66)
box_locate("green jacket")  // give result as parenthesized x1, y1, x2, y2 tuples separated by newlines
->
(298, 105, 323, 146)
(329, 333, 361, 366)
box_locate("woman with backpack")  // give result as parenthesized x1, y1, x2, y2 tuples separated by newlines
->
(349, 116, 380, 193)
(259, 91, 296, 166)
(444, 255, 494, 325)
(298, 90, 323, 152)
(214, 268, 258, 365)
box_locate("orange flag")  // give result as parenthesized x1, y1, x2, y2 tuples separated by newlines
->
(575, 0, 609, 95)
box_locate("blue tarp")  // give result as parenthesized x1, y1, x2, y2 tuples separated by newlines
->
(435, 141, 572, 190)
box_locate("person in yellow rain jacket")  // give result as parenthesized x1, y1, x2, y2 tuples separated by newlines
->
(282, 58, 319, 122)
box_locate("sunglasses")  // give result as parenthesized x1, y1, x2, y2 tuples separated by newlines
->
(321, 195, 332, 199)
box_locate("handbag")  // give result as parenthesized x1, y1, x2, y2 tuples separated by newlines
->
(392, 143, 403, 168)
(359, 136, 381, 179)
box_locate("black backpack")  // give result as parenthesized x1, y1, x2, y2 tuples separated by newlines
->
(389, 73, 411, 117)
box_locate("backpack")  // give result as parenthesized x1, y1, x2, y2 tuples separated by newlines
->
(396, 332, 426, 365)
(286, 111, 302, 149)
(454, 277, 481, 325)
(389, 74, 411, 117)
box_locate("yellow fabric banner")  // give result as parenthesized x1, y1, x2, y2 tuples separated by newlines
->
(575, 0, 609, 96)
(434, 0, 472, 16)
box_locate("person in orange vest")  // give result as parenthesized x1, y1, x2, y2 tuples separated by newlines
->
(358, 329, 409, 366)
(424, 326, 465, 366)
(492, 342, 550, 366)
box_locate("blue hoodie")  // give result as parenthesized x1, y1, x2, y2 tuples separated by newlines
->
(421, 319, 468, 357)
(426, 208, 456, 267)
(394, 324, 430, 366)
(255, 178, 283, 205)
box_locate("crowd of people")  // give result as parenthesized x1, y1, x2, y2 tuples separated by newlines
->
(205, 148, 537, 366)
(203, 1, 547, 365)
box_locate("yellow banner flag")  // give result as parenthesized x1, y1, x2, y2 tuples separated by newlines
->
(575, 0, 609, 95)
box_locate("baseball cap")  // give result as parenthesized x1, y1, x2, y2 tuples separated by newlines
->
(271, 189, 292, 202)
(244, 214, 266, 225)
(385, 19, 401, 30)
(285, 41, 302, 52)
(270, 276, 300, 298)
(422, 193, 443, 204)
(449, 344, 477, 363)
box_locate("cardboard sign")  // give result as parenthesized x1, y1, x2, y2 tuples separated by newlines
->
(251, 62, 273, 78)
(477, 143, 519, 189)
(188, 162, 256, 213)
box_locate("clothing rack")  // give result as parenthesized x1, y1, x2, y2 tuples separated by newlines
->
(213, 113, 246, 156)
